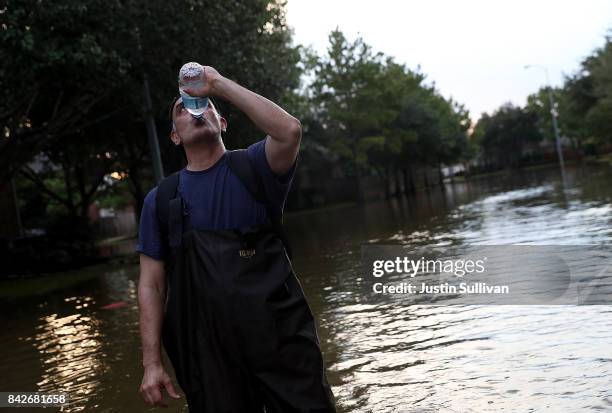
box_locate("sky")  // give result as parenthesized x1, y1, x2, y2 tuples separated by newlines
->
(286, 0, 612, 121)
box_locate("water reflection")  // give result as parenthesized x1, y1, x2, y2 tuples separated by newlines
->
(286, 164, 612, 412)
(0, 267, 157, 412)
(0, 164, 610, 412)
(33, 310, 103, 411)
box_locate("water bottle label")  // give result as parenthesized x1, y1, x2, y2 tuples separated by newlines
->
(182, 95, 209, 110)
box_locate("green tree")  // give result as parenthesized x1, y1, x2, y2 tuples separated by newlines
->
(307, 29, 471, 198)
(583, 34, 612, 146)
(1, 0, 301, 227)
(526, 86, 586, 154)
(309, 29, 392, 199)
(386, 83, 470, 191)
(539, 32, 612, 154)
(473, 103, 542, 169)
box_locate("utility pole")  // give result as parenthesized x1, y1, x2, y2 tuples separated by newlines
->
(135, 26, 164, 183)
(524, 64, 568, 188)
(143, 74, 164, 183)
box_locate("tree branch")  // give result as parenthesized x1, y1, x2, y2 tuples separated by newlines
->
(20, 166, 72, 209)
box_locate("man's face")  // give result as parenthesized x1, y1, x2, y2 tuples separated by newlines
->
(170, 98, 227, 147)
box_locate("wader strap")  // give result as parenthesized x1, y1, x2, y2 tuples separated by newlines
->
(226, 149, 293, 259)
(168, 197, 185, 249)
(155, 150, 293, 259)
(155, 171, 181, 255)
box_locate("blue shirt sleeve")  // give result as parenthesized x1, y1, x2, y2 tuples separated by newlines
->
(246, 136, 297, 211)
(135, 187, 167, 261)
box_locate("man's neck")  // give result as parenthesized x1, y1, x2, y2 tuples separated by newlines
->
(185, 140, 227, 171)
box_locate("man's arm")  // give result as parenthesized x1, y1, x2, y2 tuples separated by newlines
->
(137, 254, 180, 407)
(213, 76, 301, 175)
(185, 67, 301, 176)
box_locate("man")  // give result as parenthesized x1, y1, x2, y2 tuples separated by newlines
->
(136, 65, 336, 412)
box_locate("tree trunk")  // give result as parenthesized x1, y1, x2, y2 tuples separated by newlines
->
(384, 167, 391, 199)
(356, 172, 365, 204)
(401, 168, 409, 196)
(403, 166, 416, 196)
(423, 167, 430, 192)
(393, 167, 402, 196)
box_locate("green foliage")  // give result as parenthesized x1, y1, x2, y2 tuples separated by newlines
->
(309, 30, 387, 166)
(473, 103, 542, 169)
(307, 29, 469, 179)
(2, 0, 301, 229)
(97, 178, 132, 210)
(524, 32, 611, 153)
(481, 31, 611, 168)
(583, 35, 612, 145)
(0, 0, 300, 170)
(526, 87, 557, 141)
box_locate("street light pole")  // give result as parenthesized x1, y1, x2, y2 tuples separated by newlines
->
(524, 64, 567, 187)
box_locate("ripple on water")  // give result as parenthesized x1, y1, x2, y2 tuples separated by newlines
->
(312, 169, 612, 412)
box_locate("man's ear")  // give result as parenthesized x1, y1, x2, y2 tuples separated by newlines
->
(170, 130, 182, 146)
(220, 116, 227, 133)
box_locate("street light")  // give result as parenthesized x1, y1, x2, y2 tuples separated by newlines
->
(524, 64, 567, 187)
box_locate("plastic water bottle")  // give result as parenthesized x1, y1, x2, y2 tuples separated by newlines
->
(178, 62, 209, 117)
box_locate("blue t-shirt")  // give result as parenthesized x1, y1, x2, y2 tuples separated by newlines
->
(136, 138, 296, 261)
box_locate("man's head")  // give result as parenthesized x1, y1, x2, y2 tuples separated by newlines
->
(168, 96, 227, 147)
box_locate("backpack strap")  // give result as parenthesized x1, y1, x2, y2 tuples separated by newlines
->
(227, 149, 293, 260)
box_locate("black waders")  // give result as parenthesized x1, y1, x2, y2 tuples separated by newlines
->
(157, 151, 336, 412)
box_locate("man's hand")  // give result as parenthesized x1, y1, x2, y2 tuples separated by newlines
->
(183, 65, 223, 98)
(140, 363, 181, 407)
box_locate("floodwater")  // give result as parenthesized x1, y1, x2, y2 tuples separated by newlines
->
(1, 163, 611, 412)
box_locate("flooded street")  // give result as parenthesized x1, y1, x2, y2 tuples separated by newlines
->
(1, 164, 611, 412)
